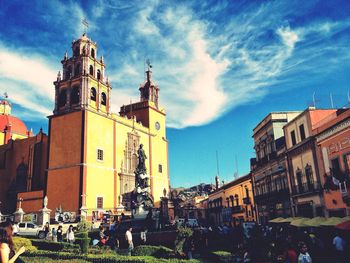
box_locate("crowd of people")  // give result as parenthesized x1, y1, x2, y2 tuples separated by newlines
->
(179, 223, 348, 263)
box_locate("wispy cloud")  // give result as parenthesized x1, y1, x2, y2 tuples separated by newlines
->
(0, 0, 349, 129)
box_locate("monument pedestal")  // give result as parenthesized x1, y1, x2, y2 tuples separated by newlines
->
(38, 207, 51, 226)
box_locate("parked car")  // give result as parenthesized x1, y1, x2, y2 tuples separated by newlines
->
(17, 222, 46, 239)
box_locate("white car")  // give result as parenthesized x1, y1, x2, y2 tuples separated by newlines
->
(17, 222, 46, 238)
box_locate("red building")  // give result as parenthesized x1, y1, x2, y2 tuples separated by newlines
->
(314, 108, 350, 216)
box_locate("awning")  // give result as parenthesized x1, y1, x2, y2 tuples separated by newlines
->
(304, 217, 327, 227)
(269, 217, 285, 223)
(279, 217, 301, 223)
(335, 219, 350, 230)
(320, 217, 345, 226)
(290, 218, 309, 227)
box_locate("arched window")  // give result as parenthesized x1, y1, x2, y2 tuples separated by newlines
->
(74, 64, 80, 77)
(90, 88, 96, 101)
(58, 90, 67, 107)
(101, 92, 107, 106)
(71, 86, 80, 104)
(65, 66, 72, 80)
(89, 65, 94, 76)
(97, 69, 101, 80)
(74, 46, 79, 57)
(91, 48, 95, 58)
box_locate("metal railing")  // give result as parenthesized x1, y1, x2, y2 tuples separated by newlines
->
(292, 182, 321, 195)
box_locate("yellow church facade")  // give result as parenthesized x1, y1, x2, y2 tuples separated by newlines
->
(46, 34, 170, 220)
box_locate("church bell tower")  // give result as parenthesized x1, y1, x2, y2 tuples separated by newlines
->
(53, 33, 112, 116)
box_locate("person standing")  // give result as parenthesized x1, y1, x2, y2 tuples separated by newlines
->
(57, 225, 63, 242)
(140, 227, 147, 244)
(298, 242, 312, 263)
(43, 222, 50, 240)
(333, 232, 345, 262)
(51, 228, 57, 242)
(66, 225, 75, 244)
(125, 227, 133, 256)
(0, 221, 26, 263)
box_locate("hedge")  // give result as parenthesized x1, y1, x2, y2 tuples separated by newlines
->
(132, 245, 173, 258)
(22, 250, 200, 263)
(30, 239, 80, 251)
(209, 251, 234, 263)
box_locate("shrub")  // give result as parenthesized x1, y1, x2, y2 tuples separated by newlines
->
(13, 236, 37, 252)
(132, 245, 173, 258)
(174, 227, 193, 255)
(80, 231, 90, 254)
(77, 219, 93, 232)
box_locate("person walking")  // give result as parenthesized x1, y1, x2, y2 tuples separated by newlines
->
(66, 225, 75, 244)
(0, 221, 26, 263)
(125, 227, 133, 256)
(57, 225, 63, 242)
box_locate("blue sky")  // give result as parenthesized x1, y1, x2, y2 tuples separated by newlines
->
(0, 0, 350, 187)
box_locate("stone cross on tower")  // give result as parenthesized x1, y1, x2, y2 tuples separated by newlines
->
(82, 18, 89, 34)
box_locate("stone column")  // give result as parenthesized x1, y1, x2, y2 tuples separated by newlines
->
(38, 196, 51, 226)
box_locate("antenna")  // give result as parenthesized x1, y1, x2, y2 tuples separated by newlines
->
(347, 90, 350, 103)
(216, 150, 220, 176)
(312, 92, 316, 108)
(330, 93, 334, 108)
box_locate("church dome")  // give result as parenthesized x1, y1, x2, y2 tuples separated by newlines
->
(0, 114, 28, 135)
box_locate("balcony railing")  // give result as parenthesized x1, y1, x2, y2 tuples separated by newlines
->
(231, 205, 245, 214)
(292, 182, 322, 195)
(254, 188, 289, 202)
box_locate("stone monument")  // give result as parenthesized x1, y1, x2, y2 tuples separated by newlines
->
(14, 198, 24, 223)
(132, 144, 153, 219)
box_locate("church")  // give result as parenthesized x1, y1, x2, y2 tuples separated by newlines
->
(0, 34, 170, 221)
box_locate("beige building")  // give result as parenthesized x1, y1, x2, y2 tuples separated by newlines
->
(284, 107, 336, 217)
(207, 174, 255, 226)
(252, 112, 300, 224)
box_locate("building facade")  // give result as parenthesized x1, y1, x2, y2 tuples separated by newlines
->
(284, 107, 336, 217)
(314, 109, 350, 216)
(0, 34, 170, 221)
(207, 174, 255, 226)
(251, 112, 300, 224)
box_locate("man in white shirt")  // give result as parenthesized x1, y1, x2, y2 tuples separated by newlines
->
(125, 227, 133, 256)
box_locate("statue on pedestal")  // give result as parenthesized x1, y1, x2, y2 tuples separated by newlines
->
(132, 144, 153, 219)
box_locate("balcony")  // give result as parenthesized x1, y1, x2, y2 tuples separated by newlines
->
(243, 197, 251, 205)
(231, 205, 245, 214)
(254, 188, 290, 203)
(292, 182, 322, 196)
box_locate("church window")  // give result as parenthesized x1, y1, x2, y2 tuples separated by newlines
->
(65, 66, 72, 80)
(158, 164, 162, 173)
(89, 65, 94, 76)
(58, 90, 67, 108)
(101, 92, 107, 106)
(96, 196, 103, 209)
(71, 86, 80, 104)
(97, 69, 101, 80)
(97, 149, 104, 161)
(90, 88, 96, 101)
(74, 46, 79, 57)
(91, 48, 95, 58)
(74, 63, 80, 77)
